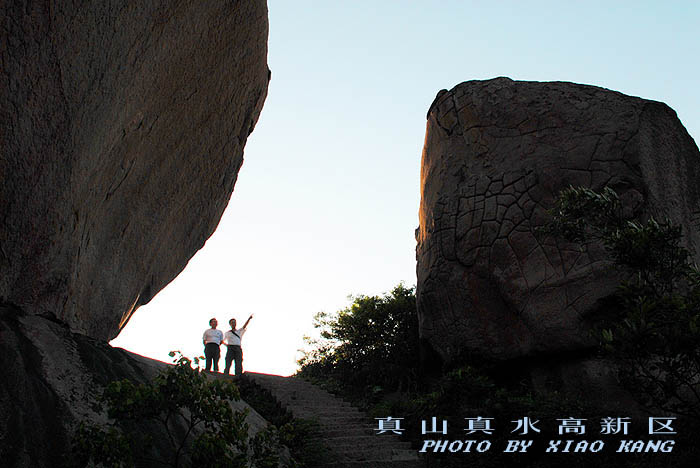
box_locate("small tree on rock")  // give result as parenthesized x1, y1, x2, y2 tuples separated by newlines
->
(541, 186, 700, 420)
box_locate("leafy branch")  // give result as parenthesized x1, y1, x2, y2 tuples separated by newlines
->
(66, 351, 279, 468)
(541, 186, 700, 420)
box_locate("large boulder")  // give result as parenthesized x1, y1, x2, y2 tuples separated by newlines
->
(416, 77, 700, 364)
(0, 0, 269, 340)
(0, 303, 272, 467)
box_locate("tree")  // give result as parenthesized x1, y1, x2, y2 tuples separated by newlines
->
(68, 352, 279, 468)
(541, 186, 700, 420)
(298, 283, 419, 396)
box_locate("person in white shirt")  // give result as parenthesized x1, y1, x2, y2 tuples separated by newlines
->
(202, 318, 224, 372)
(223, 314, 253, 375)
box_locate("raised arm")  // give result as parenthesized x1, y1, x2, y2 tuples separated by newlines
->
(242, 314, 253, 329)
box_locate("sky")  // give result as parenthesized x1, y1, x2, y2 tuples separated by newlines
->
(111, 1, 700, 376)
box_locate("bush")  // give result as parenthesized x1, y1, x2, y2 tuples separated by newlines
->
(67, 352, 279, 468)
(297, 283, 419, 400)
(541, 186, 700, 420)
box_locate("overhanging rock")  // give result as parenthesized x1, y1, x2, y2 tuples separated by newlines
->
(0, 0, 270, 340)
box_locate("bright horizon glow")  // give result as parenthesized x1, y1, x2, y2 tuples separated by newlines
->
(111, 1, 700, 376)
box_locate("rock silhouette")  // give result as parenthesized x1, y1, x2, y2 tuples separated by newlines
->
(417, 77, 700, 364)
(0, 304, 271, 467)
(1, 0, 269, 341)
(0, 1, 269, 465)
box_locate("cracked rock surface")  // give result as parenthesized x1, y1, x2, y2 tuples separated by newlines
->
(417, 77, 700, 364)
(0, 0, 269, 340)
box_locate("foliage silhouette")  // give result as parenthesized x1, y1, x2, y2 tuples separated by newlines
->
(67, 351, 279, 468)
(541, 186, 700, 421)
(297, 283, 419, 401)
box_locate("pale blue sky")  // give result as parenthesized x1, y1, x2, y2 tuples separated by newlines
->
(112, 1, 700, 375)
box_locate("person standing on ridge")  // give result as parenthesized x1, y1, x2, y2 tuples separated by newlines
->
(223, 314, 253, 376)
(202, 318, 223, 372)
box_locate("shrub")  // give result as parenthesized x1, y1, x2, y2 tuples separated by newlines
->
(67, 352, 279, 467)
(297, 283, 419, 399)
(541, 186, 700, 420)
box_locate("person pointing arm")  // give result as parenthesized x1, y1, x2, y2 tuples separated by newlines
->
(223, 314, 253, 376)
(242, 314, 253, 329)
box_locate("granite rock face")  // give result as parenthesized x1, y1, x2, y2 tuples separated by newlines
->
(417, 78, 700, 364)
(0, 304, 272, 468)
(0, 0, 269, 340)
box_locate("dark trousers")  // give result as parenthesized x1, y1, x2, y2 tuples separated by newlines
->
(204, 343, 220, 372)
(224, 345, 243, 375)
